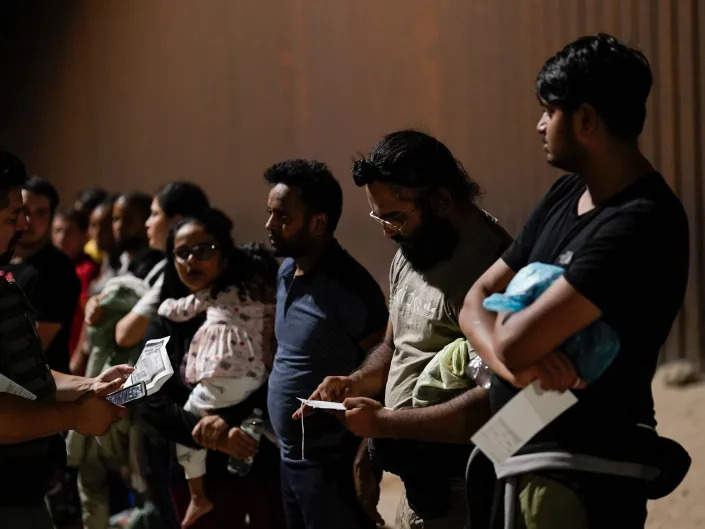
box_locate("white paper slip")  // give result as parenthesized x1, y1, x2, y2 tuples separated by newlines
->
(471, 380, 577, 465)
(0, 373, 37, 400)
(126, 336, 172, 396)
(297, 398, 346, 411)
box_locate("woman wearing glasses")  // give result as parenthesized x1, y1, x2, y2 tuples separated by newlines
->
(140, 208, 283, 529)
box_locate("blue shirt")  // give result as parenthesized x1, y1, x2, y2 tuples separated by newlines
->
(267, 240, 388, 460)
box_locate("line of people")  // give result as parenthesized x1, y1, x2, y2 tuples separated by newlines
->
(0, 33, 691, 529)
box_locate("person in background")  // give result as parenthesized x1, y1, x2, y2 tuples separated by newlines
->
(74, 187, 109, 265)
(71, 197, 118, 376)
(0, 176, 81, 375)
(114, 182, 210, 350)
(0, 152, 131, 529)
(52, 208, 100, 362)
(265, 160, 389, 529)
(76, 184, 209, 529)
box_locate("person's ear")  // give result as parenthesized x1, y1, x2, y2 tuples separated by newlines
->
(310, 213, 327, 236)
(575, 103, 599, 137)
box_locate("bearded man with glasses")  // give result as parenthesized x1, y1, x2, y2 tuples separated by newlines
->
(299, 130, 511, 529)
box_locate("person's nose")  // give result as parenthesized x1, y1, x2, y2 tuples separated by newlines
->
(536, 112, 548, 133)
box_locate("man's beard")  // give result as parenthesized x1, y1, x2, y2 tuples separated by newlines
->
(393, 210, 459, 272)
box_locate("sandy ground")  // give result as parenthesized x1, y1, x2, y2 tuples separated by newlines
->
(377, 377, 705, 529)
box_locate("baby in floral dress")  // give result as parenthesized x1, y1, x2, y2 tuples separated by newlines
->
(158, 284, 274, 527)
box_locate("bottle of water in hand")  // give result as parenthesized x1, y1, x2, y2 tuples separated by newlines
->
(466, 356, 492, 390)
(227, 408, 264, 477)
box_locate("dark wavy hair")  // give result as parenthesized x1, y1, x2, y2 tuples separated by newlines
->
(536, 33, 652, 140)
(352, 130, 481, 205)
(160, 208, 278, 303)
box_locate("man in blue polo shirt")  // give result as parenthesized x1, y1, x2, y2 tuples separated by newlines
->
(264, 159, 389, 529)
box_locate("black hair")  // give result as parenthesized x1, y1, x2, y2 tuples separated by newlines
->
(161, 208, 278, 303)
(156, 181, 210, 219)
(116, 191, 152, 223)
(0, 152, 28, 208)
(536, 33, 652, 140)
(23, 175, 60, 215)
(54, 207, 89, 232)
(74, 188, 108, 215)
(352, 130, 481, 205)
(263, 159, 343, 234)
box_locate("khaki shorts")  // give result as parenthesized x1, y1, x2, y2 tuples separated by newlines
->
(518, 473, 588, 529)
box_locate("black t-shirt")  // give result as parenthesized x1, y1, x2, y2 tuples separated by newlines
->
(493, 173, 689, 457)
(0, 244, 81, 374)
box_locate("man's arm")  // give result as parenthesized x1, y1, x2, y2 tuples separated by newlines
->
(350, 320, 394, 398)
(36, 322, 61, 350)
(114, 312, 151, 348)
(459, 259, 519, 381)
(52, 365, 133, 402)
(0, 393, 79, 443)
(492, 277, 601, 371)
(460, 258, 593, 388)
(341, 386, 490, 443)
(293, 321, 393, 419)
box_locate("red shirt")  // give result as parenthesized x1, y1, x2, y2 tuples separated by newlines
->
(70, 253, 100, 356)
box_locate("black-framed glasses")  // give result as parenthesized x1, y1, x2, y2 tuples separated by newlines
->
(173, 243, 220, 263)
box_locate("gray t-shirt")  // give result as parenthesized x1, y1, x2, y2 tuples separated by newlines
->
(385, 210, 512, 410)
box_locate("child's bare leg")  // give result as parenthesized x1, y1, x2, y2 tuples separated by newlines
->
(181, 475, 214, 528)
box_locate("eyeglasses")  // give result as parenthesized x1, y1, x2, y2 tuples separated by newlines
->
(173, 243, 220, 263)
(368, 211, 407, 235)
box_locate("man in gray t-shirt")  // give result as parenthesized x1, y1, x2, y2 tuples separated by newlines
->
(300, 130, 511, 529)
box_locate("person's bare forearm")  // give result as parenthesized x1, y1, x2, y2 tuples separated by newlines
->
(0, 393, 78, 443)
(51, 370, 93, 402)
(115, 312, 151, 348)
(351, 341, 394, 397)
(379, 387, 490, 443)
(460, 285, 518, 382)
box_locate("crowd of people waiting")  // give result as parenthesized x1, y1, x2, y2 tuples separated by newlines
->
(0, 33, 693, 529)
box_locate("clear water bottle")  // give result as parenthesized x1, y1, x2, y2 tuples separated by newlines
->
(466, 356, 492, 390)
(227, 408, 264, 477)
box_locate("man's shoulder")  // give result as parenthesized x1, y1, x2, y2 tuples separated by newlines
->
(327, 244, 383, 297)
(33, 244, 77, 272)
(277, 258, 295, 280)
(597, 173, 687, 232)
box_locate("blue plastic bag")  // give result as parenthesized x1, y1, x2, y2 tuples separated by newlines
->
(483, 262, 619, 383)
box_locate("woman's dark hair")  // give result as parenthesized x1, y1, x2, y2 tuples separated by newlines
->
(161, 208, 278, 303)
(156, 182, 210, 219)
(352, 130, 481, 205)
(75, 188, 108, 216)
(54, 207, 89, 232)
(536, 33, 652, 140)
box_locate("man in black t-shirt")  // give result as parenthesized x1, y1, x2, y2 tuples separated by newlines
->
(1, 176, 81, 374)
(460, 34, 689, 528)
